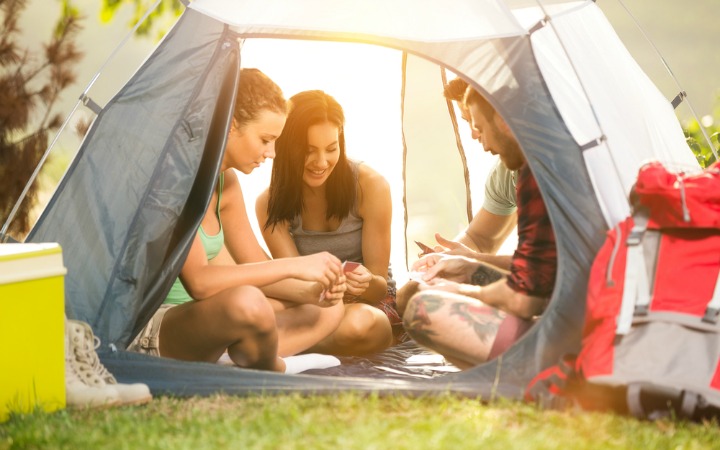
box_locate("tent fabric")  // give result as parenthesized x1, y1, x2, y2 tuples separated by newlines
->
(531, 6, 699, 226)
(28, 0, 698, 399)
(28, 10, 240, 347)
(190, 0, 527, 41)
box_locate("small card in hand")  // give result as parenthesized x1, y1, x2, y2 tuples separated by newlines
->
(342, 261, 360, 273)
(414, 240, 434, 255)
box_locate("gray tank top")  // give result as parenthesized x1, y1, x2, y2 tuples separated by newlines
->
(289, 162, 395, 289)
(289, 207, 365, 265)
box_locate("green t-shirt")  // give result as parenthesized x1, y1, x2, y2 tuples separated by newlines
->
(164, 173, 225, 305)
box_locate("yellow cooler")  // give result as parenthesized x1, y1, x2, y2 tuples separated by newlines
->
(0, 243, 66, 421)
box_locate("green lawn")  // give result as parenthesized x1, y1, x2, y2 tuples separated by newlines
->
(2, 393, 718, 449)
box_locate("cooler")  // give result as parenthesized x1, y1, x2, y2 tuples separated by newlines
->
(0, 243, 66, 421)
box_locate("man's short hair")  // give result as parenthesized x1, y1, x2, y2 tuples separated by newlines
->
(464, 87, 495, 121)
(443, 77, 469, 102)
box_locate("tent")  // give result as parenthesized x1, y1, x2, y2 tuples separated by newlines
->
(24, 0, 701, 399)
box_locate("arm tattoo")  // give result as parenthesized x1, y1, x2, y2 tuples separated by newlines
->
(470, 263, 505, 286)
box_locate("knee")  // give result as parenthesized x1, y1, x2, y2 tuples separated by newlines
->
(223, 286, 275, 334)
(339, 304, 391, 347)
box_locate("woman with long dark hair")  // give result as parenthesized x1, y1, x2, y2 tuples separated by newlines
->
(257, 90, 400, 356)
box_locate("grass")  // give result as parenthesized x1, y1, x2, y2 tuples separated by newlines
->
(2, 393, 719, 449)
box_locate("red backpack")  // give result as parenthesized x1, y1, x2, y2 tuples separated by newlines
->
(527, 161, 720, 420)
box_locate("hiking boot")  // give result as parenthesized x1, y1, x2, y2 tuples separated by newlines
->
(65, 330, 120, 408)
(67, 320, 153, 406)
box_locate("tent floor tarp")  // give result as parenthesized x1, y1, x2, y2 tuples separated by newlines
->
(101, 341, 509, 398)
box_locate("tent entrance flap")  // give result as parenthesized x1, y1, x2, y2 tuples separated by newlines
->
(27, 9, 241, 349)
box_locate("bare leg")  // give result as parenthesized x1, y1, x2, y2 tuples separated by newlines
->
(395, 281, 420, 317)
(308, 303, 393, 356)
(159, 285, 283, 371)
(402, 290, 504, 369)
(270, 299, 344, 357)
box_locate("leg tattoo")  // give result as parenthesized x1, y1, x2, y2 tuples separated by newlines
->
(403, 294, 444, 347)
(449, 302, 502, 344)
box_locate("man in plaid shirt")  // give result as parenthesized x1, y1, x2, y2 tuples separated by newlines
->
(402, 88, 557, 369)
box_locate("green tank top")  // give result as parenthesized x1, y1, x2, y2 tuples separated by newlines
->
(164, 173, 225, 305)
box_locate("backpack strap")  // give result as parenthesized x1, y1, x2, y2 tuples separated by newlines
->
(680, 391, 701, 419)
(617, 210, 651, 335)
(525, 354, 577, 408)
(627, 383, 701, 420)
(626, 384, 646, 418)
(702, 269, 720, 323)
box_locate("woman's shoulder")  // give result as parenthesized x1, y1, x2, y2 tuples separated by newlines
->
(354, 161, 390, 209)
(220, 169, 242, 195)
(355, 161, 389, 187)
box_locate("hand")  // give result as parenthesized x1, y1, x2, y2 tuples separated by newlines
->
(344, 264, 372, 297)
(411, 252, 443, 272)
(319, 274, 346, 306)
(412, 254, 480, 284)
(434, 233, 480, 259)
(294, 252, 343, 289)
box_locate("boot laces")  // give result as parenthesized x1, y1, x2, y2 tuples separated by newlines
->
(73, 326, 117, 384)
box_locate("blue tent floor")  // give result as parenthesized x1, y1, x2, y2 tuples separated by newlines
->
(98, 340, 500, 398)
(302, 340, 459, 379)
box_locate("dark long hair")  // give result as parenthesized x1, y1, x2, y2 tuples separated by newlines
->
(264, 90, 356, 230)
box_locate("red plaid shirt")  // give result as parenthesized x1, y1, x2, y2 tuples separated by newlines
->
(507, 164, 557, 297)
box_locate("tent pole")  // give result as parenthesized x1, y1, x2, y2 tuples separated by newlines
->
(400, 52, 410, 270)
(440, 68, 473, 223)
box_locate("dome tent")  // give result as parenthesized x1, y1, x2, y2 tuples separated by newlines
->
(25, 0, 699, 398)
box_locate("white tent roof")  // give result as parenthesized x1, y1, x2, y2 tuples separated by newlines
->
(191, 0, 527, 40)
(191, 0, 698, 228)
(189, 0, 606, 41)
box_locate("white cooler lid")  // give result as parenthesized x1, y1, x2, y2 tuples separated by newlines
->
(0, 243, 67, 285)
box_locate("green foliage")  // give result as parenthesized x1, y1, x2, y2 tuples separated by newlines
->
(100, 0, 183, 40)
(683, 95, 720, 168)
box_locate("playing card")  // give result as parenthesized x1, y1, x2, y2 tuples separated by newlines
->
(342, 261, 360, 273)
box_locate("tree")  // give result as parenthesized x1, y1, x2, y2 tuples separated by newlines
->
(101, 0, 181, 39)
(0, 0, 83, 240)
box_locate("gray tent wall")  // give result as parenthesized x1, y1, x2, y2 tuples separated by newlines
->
(28, 11, 240, 347)
(27, 2, 653, 399)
